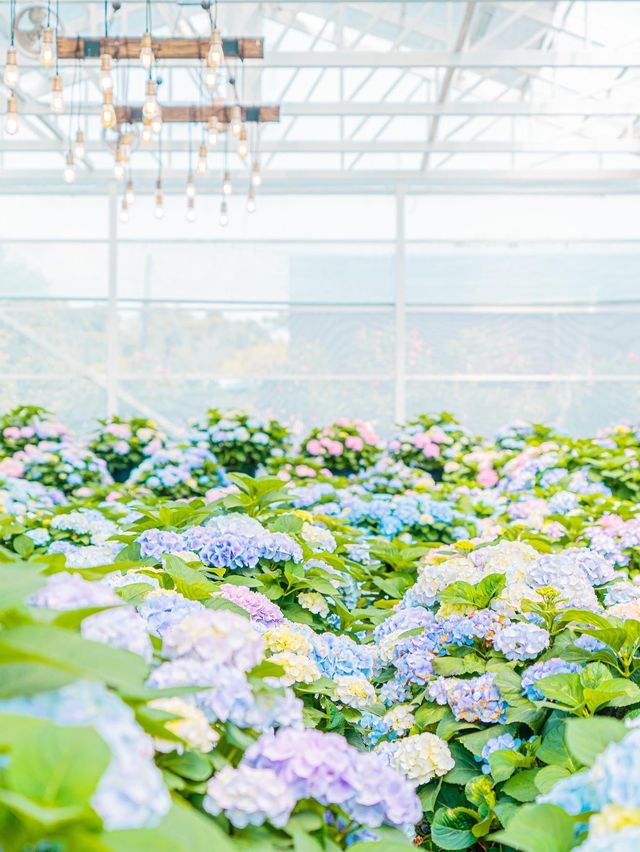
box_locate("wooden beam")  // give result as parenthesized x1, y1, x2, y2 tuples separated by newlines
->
(56, 36, 264, 61)
(114, 105, 279, 124)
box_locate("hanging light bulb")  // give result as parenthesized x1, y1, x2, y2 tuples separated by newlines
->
(120, 195, 130, 224)
(40, 27, 55, 68)
(141, 117, 153, 145)
(207, 28, 224, 68)
(51, 74, 64, 114)
(186, 173, 196, 201)
(219, 199, 229, 227)
(125, 179, 135, 206)
(139, 31, 154, 71)
(230, 104, 242, 137)
(151, 115, 163, 135)
(99, 51, 113, 91)
(204, 64, 218, 90)
(207, 116, 218, 148)
(246, 186, 256, 214)
(4, 47, 19, 89)
(223, 170, 232, 196)
(196, 143, 208, 176)
(5, 94, 18, 135)
(186, 197, 196, 222)
(101, 90, 117, 130)
(154, 178, 164, 219)
(237, 126, 248, 159)
(251, 160, 262, 187)
(73, 129, 85, 160)
(142, 79, 160, 120)
(113, 147, 125, 180)
(63, 150, 75, 183)
(120, 131, 132, 162)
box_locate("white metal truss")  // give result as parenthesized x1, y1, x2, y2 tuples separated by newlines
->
(2, 1, 640, 193)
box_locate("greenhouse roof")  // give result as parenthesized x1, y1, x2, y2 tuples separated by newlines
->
(2, 0, 640, 193)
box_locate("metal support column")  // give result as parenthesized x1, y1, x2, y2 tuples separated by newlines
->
(106, 181, 119, 416)
(394, 184, 406, 425)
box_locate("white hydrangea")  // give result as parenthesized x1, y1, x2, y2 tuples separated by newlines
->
(162, 609, 264, 672)
(301, 522, 337, 553)
(264, 622, 313, 655)
(412, 556, 482, 606)
(470, 540, 539, 583)
(298, 591, 330, 617)
(150, 696, 219, 753)
(269, 651, 321, 686)
(383, 705, 415, 736)
(334, 675, 376, 709)
(377, 732, 455, 787)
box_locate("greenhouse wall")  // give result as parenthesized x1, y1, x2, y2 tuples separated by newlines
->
(0, 190, 638, 436)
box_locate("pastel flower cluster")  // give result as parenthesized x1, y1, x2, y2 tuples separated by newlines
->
(302, 418, 381, 474)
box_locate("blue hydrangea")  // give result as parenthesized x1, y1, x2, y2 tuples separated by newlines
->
(521, 658, 582, 701)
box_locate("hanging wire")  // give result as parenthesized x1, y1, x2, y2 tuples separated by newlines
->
(47, 0, 51, 28)
(145, 0, 152, 33)
(9, 0, 16, 46)
(54, 0, 60, 74)
(104, 0, 109, 38)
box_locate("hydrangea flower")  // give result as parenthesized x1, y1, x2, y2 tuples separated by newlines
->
(428, 673, 507, 724)
(493, 621, 550, 661)
(521, 657, 582, 701)
(204, 765, 296, 828)
(376, 732, 455, 786)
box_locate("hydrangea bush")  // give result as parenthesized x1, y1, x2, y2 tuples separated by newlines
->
(190, 408, 290, 475)
(88, 416, 167, 482)
(0, 404, 638, 851)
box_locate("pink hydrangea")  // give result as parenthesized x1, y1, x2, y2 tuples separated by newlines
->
(0, 458, 24, 477)
(306, 439, 323, 455)
(345, 436, 364, 451)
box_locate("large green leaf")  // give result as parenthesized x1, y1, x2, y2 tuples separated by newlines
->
(163, 555, 216, 601)
(431, 807, 479, 850)
(565, 717, 627, 766)
(0, 624, 149, 693)
(490, 804, 576, 852)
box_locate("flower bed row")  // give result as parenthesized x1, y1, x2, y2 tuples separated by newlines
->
(0, 406, 638, 850)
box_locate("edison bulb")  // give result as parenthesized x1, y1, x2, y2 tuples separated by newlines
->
(207, 28, 224, 68)
(154, 180, 164, 219)
(230, 104, 242, 137)
(142, 79, 160, 120)
(196, 143, 208, 176)
(247, 187, 256, 213)
(141, 118, 153, 145)
(119, 197, 130, 224)
(204, 65, 217, 90)
(251, 161, 262, 187)
(186, 197, 196, 222)
(5, 94, 18, 135)
(186, 174, 196, 200)
(151, 115, 162, 135)
(3, 47, 19, 88)
(51, 75, 64, 114)
(73, 129, 85, 160)
(219, 199, 229, 227)
(140, 31, 154, 71)
(237, 127, 248, 159)
(125, 179, 135, 206)
(222, 170, 232, 196)
(101, 91, 116, 130)
(99, 51, 113, 91)
(63, 151, 75, 183)
(40, 27, 55, 68)
(207, 116, 218, 148)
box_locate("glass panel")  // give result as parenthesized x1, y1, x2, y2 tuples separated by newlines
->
(118, 304, 394, 378)
(0, 243, 108, 298)
(118, 243, 394, 303)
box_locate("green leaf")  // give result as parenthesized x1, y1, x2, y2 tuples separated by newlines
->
(501, 769, 541, 803)
(164, 555, 215, 601)
(102, 799, 235, 852)
(268, 514, 304, 534)
(565, 716, 627, 766)
(0, 561, 46, 608)
(159, 752, 212, 782)
(431, 807, 479, 850)
(534, 765, 571, 795)
(0, 661, 78, 697)
(0, 623, 149, 694)
(8, 724, 110, 810)
(490, 803, 575, 852)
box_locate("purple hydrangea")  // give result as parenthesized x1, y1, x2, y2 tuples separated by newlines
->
(243, 727, 421, 830)
(493, 622, 550, 662)
(218, 584, 284, 628)
(428, 673, 507, 724)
